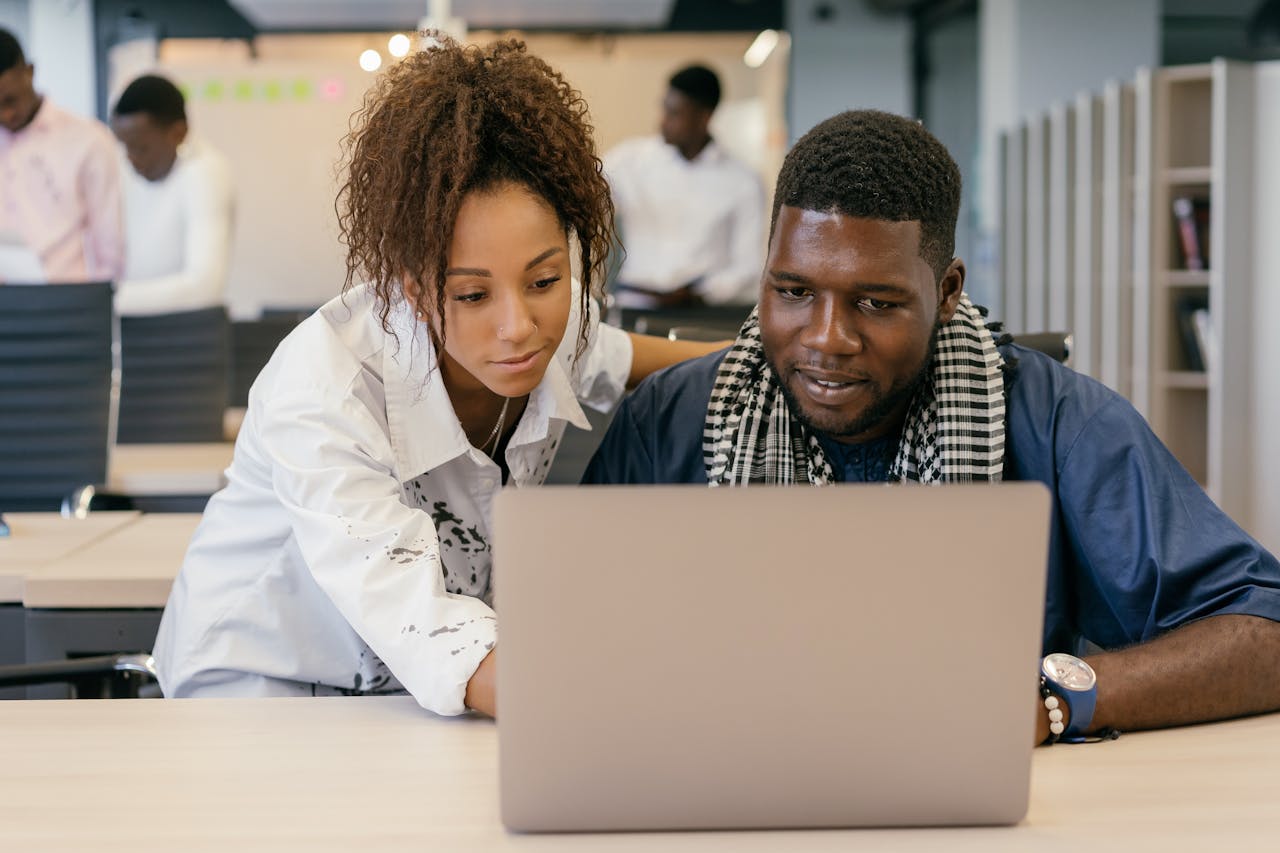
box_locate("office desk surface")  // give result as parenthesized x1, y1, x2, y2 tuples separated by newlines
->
(0, 512, 141, 603)
(21, 513, 201, 608)
(107, 442, 234, 496)
(1, 696, 1277, 852)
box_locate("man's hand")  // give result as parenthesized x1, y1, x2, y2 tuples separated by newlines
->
(465, 649, 497, 717)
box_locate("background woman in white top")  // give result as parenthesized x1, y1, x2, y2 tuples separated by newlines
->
(153, 36, 721, 716)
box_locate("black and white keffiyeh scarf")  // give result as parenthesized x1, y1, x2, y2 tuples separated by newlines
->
(702, 296, 1006, 485)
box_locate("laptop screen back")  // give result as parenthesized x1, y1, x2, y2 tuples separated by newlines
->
(496, 483, 1051, 832)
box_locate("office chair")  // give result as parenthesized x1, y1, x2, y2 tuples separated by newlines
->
(666, 324, 740, 343)
(1011, 331, 1073, 366)
(229, 313, 309, 407)
(0, 654, 157, 699)
(0, 282, 116, 512)
(117, 306, 231, 443)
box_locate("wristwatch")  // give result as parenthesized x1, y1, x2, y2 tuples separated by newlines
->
(1040, 652, 1097, 741)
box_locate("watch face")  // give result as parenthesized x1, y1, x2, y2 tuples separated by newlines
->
(1043, 653, 1097, 691)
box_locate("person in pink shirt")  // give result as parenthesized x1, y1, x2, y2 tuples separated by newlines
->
(0, 27, 123, 284)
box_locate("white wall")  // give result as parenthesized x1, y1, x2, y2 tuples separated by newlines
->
(785, 0, 911, 141)
(147, 32, 787, 318)
(978, 0, 1159, 318)
(27, 0, 96, 118)
(0, 0, 28, 46)
(1251, 61, 1280, 554)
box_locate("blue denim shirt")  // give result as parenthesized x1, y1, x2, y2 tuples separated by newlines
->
(582, 345, 1280, 654)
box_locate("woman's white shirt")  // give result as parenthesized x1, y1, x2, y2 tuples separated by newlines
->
(152, 282, 632, 714)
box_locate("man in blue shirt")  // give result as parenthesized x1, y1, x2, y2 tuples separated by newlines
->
(584, 110, 1280, 744)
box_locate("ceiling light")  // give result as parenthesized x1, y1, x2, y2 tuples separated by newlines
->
(744, 30, 779, 69)
(388, 33, 411, 58)
(359, 49, 383, 72)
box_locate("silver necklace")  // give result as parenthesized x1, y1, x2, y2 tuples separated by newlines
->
(479, 395, 510, 454)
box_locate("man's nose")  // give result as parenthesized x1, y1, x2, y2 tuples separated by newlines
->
(798, 297, 862, 356)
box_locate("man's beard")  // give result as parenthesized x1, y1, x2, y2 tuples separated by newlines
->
(768, 322, 939, 442)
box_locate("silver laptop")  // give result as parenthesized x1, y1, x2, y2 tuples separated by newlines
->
(495, 483, 1051, 832)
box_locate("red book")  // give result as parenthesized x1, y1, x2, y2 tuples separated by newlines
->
(1172, 196, 1209, 271)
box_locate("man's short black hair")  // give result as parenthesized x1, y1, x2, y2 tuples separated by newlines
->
(771, 110, 961, 279)
(668, 64, 720, 112)
(0, 27, 26, 73)
(113, 74, 187, 125)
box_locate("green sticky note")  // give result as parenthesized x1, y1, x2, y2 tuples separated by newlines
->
(203, 80, 224, 101)
(262, 80, 282, 101)
(234, 80, 254, 101)
(291, 79, 313, 100)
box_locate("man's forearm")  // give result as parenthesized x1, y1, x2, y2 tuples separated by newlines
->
(1085, 614, 1280, 733)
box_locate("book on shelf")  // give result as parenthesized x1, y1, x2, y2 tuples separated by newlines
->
(1172, 196, 1210, 271)
(1192, 307, 1215, 374)
(1176, 293, 1211, 373)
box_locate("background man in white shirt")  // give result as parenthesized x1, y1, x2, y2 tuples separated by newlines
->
(110, 74, 234, 317)
(605, 64, 764, 309)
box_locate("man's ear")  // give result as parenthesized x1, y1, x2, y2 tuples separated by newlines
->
(936, 258, 966, 324)
(171, 118, 189, 147)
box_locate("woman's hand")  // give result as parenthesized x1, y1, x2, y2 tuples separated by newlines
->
(465, 649, 497, 717)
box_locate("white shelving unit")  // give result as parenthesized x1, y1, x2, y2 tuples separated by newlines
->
(998, 58, 1263, 532)
(1141, 60, 1255, 520)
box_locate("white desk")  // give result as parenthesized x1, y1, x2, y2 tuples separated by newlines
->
(0, 512, 141, 604)
(22, 513, 200, 609)
(107, 442, 234, 497)
(0, 513, 144, 695)
(16, 513, 200, 698)
(0, 696, 1277, 851)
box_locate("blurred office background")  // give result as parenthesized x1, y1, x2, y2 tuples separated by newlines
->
(1, 0, 1277, 550)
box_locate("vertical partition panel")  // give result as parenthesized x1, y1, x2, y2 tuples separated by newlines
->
(1047, 104, 1075, 336)
(1100, 81, 1135, 399)
(1000, 127, 1027, 331)
(1130, 68, 1155, 418)
(1210, 59, 1256, 525)
(1023, 115, 1050, 333)
(1072, 92, 1104, 379)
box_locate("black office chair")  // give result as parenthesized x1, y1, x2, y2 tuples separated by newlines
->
(1010, 331, 1073, 366)
(229, 313, 309, 407)
(665, 324, 741, 343)
(117, 306, 231, 443)
(0, 654, 158, 699)
(615, 303, 752, 340)
(0, 283, 116, 512)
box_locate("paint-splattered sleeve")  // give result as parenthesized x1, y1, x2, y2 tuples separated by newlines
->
(259, 384, 496, 716)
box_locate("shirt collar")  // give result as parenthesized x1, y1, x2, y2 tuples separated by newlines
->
(380, 291, 590, 482)
(1, 96, 56, 142)
(685, 138, 724, 166)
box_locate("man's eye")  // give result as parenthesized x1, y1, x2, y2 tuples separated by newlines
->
(777, 286, 810, 300)
(859, 297, 896, 311)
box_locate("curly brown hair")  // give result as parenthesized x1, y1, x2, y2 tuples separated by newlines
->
(336, 35, 615, 359)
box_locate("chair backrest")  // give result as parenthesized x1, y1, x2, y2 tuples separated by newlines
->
(1011, 331, 1073, 366)
(118, 307, 230, 443)
(229, 314, 307, 407)
(0, 283, 115, 511)
(666, 324, 741, 343)
(620, 304, 751, 339)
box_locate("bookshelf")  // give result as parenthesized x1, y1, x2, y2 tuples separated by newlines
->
(1141, 59, 1255, 518)
(999, 59, 1269, 537)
